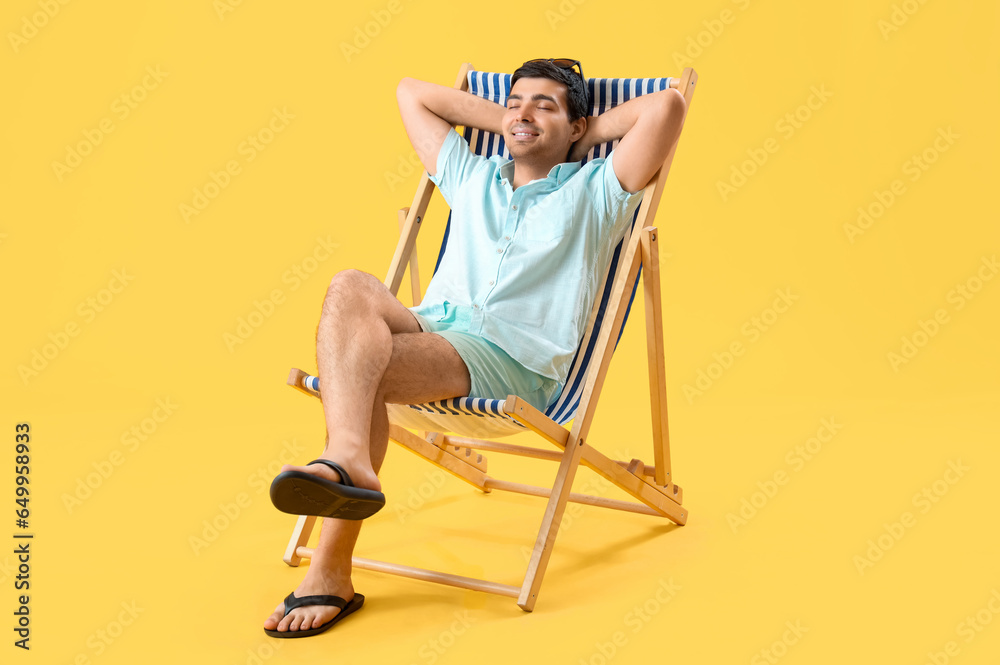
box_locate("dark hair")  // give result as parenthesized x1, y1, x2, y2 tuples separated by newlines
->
(510, 60, 589, 122)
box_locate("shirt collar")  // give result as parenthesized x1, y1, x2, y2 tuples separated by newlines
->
(497, 159, 582, 188)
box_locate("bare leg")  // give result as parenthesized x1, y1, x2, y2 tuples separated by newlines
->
(265, 270, 470, 634)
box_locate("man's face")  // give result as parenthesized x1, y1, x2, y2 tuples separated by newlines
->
(502, 76, 585, 165)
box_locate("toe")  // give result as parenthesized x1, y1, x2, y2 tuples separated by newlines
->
(264, 592, 349, 634)
(314, 607, 340, 629)
(263, 603, 286, 631)
(287, 612, 302, 632)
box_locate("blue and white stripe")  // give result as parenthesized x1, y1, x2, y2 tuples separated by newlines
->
(298, 374, 524, 437)
(465, 71, 672, 164)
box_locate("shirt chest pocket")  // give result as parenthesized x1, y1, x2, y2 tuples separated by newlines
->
(515, 191, 586, 243)
(518, 215, 573, 243)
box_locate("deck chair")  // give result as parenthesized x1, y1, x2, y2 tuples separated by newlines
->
(281, 62, 698, 612)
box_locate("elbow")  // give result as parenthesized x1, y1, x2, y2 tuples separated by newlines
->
(396, 77, 415, 104)
(654, 88, 686, 144)
(397, 77, 432, 114)
(638, 88, 686, 140)
(659, 87, 686, 121)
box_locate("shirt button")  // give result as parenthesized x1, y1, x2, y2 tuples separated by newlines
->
(504, 236, 511, 240)
(512, 205, 518, 210)
(497, 248, 503, 254)
(489, 280, 494, 286)
(473, 304, 479, 309)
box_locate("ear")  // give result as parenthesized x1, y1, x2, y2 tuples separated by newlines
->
(569, 116, 587, 142)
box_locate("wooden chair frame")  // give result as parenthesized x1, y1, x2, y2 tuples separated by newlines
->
(281, 63, 698, 612)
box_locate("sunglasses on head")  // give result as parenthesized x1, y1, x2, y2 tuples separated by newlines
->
(526, 58, 585, 83)
(525, 58, 589, 109)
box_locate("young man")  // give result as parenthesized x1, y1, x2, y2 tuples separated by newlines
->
(263, 59, 686, 637)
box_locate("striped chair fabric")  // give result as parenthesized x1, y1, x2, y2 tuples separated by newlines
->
(303, 71, 674, 437)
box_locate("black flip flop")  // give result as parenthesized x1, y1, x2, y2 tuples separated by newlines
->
(269, 459, 385, 520)
(264, 591, 365, 638)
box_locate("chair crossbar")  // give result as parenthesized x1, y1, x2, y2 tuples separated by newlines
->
(483, 479, 661, 516)
(443, 436, 657, 478)
(296, 551, 522, 598)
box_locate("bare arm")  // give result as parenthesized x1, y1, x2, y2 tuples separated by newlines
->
(568, 87, 687, 193)
(396, 77, 506, 176)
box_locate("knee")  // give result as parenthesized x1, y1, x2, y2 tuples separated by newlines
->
(328, 268, 378, 292)
(323, 269, 379, 310)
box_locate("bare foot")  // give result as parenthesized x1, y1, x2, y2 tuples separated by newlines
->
(263, 569, 355, 635)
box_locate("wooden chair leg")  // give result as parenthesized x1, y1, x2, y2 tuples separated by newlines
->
(397, 208, 421, 305)
(283, 514, 317, 566)
(517, 433, 588, 611)
(640, 227, 673, 488)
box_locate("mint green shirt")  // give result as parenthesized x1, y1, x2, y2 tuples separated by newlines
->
(410, 129, 643, 382)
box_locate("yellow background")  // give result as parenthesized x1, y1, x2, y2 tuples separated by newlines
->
(2, 0, 998, 663)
